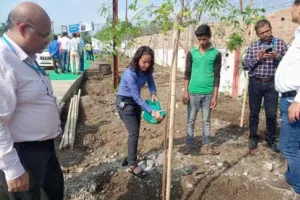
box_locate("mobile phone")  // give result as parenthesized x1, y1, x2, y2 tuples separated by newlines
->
(266, 47, 273, 53)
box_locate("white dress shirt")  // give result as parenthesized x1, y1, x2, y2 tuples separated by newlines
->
(275, 26, 300, 102)
(58, 36, 70, 50)
(0, 34, 61, 180)
(69, 38, 80, 52)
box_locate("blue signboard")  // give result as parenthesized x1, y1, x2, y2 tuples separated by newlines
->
(68, 24, 80, 33)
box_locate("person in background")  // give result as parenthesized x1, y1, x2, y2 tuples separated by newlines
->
(49, 34, 64, 73)
(90, 44, 94, 61)
(116, 46, 163, 179)
(183, 24, 221, 155)
(84, 42, 92, 60)
(0, 2, 64, 199)
(265, 1, 300, 199)
(69, 33, 80, 74)
(242, 19, 288, 153)
(57, 33, 63, 61)
(76, 32, 85, 72)
(59, 32, 70, 72)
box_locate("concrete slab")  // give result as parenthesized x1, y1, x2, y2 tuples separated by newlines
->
(51, 80, 75, 103)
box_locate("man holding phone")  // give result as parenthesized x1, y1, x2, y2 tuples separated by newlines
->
(243, 19, 288, 153)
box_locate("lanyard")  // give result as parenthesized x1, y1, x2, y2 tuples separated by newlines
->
(1, 36, 47, 76)
(260, 37, 277, 49)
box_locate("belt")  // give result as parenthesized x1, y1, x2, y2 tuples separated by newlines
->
(117, 95, 136, 105)
(252, 76, 274, 83)
(281, 91, 297, 97)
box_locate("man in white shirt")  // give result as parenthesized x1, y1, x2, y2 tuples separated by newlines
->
(0, 2, 63, 200)
(265, 1, 300, 199)
(68, 33, 81, 74)
(59, 32, 71, 72)
(76, 32, 85, 72)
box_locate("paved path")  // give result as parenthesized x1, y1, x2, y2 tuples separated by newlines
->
(51, 80, 75, 103)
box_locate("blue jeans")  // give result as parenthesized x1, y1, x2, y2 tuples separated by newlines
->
(86, 50, 92, 60)
(279, 96, 300, 194)
(61, 49, 70, 72)
(186, 94, 212, 145)
(79, 50, 84, 71)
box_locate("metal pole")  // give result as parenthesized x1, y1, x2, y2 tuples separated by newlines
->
(51, 21, 54, 33)
(113, 0, 119, 89)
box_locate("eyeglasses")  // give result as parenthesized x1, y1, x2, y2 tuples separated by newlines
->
(26, 23, 50, 39)
(258, 29, 271, 36)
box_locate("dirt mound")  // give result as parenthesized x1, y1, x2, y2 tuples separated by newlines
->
(57, 63, 290, 200)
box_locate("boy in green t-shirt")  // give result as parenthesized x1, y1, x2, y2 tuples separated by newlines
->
(183, 24, 222, 155)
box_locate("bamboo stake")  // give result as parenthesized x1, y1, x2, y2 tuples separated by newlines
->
(65, 97, 74, 147)
(71, 90, 81, 150)
(69, 95, 76, 146)
(70, 95, 77, 148)
(166, 14, 180, 200)
(240, 13, 254, 127)
(161, 73, 170, 200)
(162, 25, 180, 200)
(60, 98, 74, 149)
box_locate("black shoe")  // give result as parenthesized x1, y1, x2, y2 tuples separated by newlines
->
(248, 139, 258, 150)
(267, 141, 280, 153)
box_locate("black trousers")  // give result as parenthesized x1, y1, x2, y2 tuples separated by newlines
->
(248, 77, 279, 142)
(116, 96, 142, 166)
(0, 139, 64, 200)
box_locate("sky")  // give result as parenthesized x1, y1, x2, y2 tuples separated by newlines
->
(0, 0, 293, 34)
(0, 0, 156, 34)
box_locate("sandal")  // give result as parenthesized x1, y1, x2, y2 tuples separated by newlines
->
(201, 145, 220, 155)
(121, 155, 147, 167)
(128, 165, 147, 179)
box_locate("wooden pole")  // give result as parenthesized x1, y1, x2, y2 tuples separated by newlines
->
(240, 0, 254, 127)
(113, 0, 119, 89)
(240, 0, 243, 12)
(59, 98, 74, 149)
(162, 25, 180, 200)
(125, 0, 128, 22)
(71, 89, 81, 150)
(161, 57, 171, 200)
(166, 14, 180, 200)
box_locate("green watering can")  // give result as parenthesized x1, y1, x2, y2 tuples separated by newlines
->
(143, 99, 166, 124)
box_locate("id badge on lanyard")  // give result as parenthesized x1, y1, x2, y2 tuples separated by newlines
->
(2, 36, 47, 76)
(1, 35, 53, 96)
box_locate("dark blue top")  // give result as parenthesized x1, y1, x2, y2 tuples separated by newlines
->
(117, 67, 157, 113)
(48, 40, 60, 59)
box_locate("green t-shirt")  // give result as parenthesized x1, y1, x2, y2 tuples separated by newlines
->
(188, 47, 220, 94)
(85, 44, 92, 51)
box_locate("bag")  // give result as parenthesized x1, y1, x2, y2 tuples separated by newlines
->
(143, 99, 166, 124)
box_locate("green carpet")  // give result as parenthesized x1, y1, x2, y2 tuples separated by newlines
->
(47, 59, 93, 80)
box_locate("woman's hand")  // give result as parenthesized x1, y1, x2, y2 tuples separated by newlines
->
(152, 110, 163, 121)
(152, 94, 158, 103)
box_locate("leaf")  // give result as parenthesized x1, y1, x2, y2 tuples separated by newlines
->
(142, 0, 150, 4)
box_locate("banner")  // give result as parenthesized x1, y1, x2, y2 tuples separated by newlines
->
(80, 21, 94, 32)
